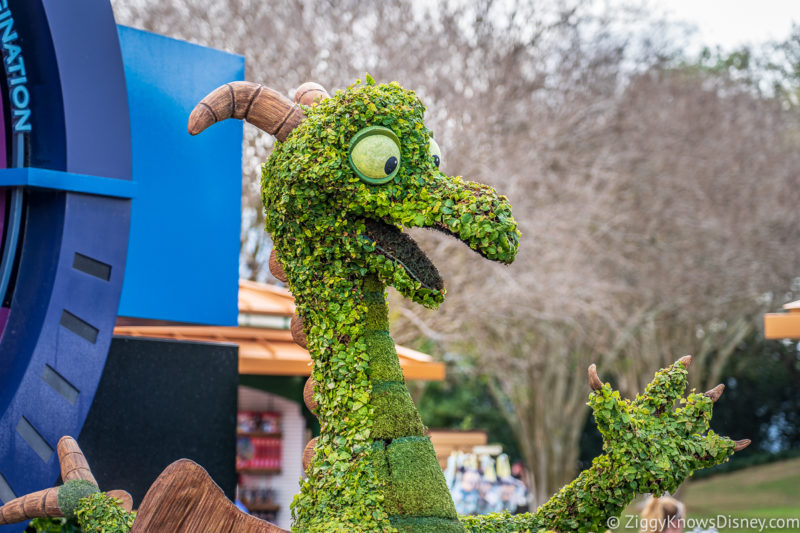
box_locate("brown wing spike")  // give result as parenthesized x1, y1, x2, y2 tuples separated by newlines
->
(269, 249, 288, 282)
(131, 459, 287, 532)
(107, 490, 134, 512)
(58, 436, 97, 486)
(291, 314, 308, 349)
(704, 384, 725, 403)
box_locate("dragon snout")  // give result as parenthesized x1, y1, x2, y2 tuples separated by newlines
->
(424, 176, 519, 264)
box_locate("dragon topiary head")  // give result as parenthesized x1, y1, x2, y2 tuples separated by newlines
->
(190, 77, 519, 307)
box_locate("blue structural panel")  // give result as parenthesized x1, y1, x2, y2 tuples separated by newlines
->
(0, 168, 136, 198)
(117, 26, 243, 326)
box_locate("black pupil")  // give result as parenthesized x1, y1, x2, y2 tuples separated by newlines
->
(433, 155, 440, 167)
(384, 156, 398, 175)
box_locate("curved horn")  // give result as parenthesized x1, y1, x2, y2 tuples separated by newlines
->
(58, 436, 97, 485)
(588, 364, 603, 391)
(0, 487, 62, 525)
(188, 81, 303, 141)
(294, 82, 329, 107)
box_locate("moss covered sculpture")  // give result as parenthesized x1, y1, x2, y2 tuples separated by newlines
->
(185, 76, 748, 533)
(0, 77, 746, 533)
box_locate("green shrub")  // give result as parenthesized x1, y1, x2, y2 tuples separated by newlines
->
(29, 491, 134, 533)
(57, 480, 99, 520)
(75, 493, 136, 533)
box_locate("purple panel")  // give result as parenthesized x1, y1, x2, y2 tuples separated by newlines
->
(0, 69, 6, 169)
(0, 189, 6, 248)
(0, 187, 6, 337)
(0, 62, 7, 333)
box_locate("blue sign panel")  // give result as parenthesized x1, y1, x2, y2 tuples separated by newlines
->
(117, 27, 243, 326)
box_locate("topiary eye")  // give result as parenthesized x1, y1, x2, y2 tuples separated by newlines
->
(429, 137, 441, 168)
(349, 126, 401, 184)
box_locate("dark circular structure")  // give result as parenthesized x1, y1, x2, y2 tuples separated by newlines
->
(0, 1, 132, 518)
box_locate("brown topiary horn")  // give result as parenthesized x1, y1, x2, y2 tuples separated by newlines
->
(293, 82, 329, 107)
(188, 81, 303, 141)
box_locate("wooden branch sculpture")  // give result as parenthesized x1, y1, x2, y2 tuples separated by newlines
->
(129, 460, 287, 533)
(0, 437, 132, 525)
(0, 436, 288, 533)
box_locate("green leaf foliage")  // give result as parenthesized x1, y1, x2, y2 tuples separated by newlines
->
(460, 360, 736, 532)
(258, 77, 732, 533)
(265, 79, 519, 532)
(30, 492, 135, 533)
(57, 480, 99, 521)
(74, 493, 136, 532)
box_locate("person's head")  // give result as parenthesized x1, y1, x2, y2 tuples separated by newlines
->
(460, 469, 480, 492)
(498, 481, 515, 502)
(640, 496, 685, 533)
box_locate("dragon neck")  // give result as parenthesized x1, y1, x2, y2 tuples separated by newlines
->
(293, 273, 464, 532)
(361, 275, 465, 533)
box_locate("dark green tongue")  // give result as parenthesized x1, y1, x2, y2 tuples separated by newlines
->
(363, 219, 444, 291)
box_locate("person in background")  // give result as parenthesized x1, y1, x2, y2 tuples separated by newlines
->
(639, 496, 718, 533)
(452, 468, 481, 515)
(510, 461, 530, 513)
(476, 477, 497, 515)
(640, 496, 685, 533)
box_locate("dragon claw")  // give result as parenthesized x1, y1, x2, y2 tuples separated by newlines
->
(734, 439, 751, 452)
(588, 364, 603, 391)
(677, 355, 692, 369)
(704, 384, 725, 402)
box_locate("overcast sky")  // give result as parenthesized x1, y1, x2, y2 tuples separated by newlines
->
(661, 0, 800, 50)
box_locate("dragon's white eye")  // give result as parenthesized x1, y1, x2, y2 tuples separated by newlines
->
(349, 126, 401, 184)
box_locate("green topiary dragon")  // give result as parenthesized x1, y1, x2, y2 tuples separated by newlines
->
(185, 76, 749, 533)
(3, 76, 747, 533)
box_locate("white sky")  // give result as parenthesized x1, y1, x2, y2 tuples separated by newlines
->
(661, 0, 800, 50)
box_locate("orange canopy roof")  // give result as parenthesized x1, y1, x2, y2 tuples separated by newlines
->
(238, 279, 295, 316)
(114, 281, 445, 381)
(764, 300, 800, 340)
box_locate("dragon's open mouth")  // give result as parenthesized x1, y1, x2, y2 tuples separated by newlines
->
(362, 219, 444, 291)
